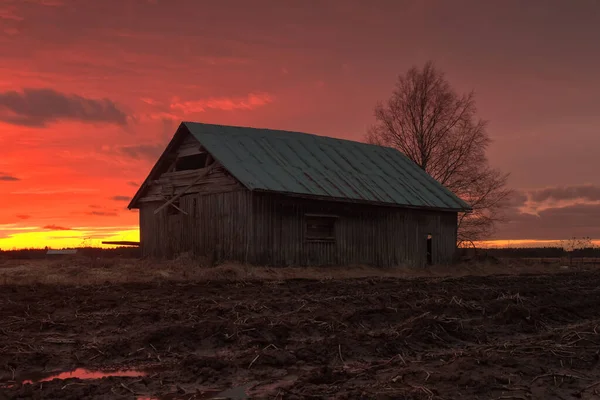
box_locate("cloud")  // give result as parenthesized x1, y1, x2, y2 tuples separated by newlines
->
(496, 203, 600, 240)
(111, 195, 131, 202)
(118, 144, 163, 161)
(127, 181, 139, 187)
(0, 173, 19, 181)
(529, 184, 600, 203)
(3, 27, 19, 36)
(0, 224, 38, 240)
(496, 185, 600, 240)
(507, 190, 528, 208)
(10, 188, 98, 194)
(16, 214, 30, 220)
(0, 8, 23, 21)
(43, 224, 72, 231)
(140, 97, 160, 106)
(86, 211, 118, 217)
(170, 92, 273, 114)
(0, 88, 128, 127)
(25, 0, 64, 6)
(507, 184, 600, 219)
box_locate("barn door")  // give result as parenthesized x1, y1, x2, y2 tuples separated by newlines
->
(426, 233, 433, 265)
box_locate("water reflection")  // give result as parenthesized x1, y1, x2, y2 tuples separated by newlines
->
(20, 368, 146, 385)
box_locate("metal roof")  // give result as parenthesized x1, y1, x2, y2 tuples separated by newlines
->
(183, 122, 471, 212)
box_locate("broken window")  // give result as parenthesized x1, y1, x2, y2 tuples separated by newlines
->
(175, 153, 208, 171)
(305, 214, 337, 242)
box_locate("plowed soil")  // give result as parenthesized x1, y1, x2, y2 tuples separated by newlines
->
(2, 271, 600, 399)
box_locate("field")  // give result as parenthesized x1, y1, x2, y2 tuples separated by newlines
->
(1, 259, 600, 399)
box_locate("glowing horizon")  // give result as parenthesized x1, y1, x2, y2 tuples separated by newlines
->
(0, 227, 139, 250)
(474, 239, 600, 249)
(1, 227, 599, 251)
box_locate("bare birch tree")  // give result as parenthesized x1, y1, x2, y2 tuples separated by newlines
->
(367, 61, 512, 246)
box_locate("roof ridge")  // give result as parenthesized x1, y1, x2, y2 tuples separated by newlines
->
(182, 121, 391, 150)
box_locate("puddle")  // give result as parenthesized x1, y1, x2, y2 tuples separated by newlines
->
(2, 367, 146, 387)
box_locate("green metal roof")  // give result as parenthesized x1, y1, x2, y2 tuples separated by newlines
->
(183, 122, 471, 211)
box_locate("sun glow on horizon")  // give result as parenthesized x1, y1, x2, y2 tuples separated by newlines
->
(475, 239, 600, 248)
(0, 228, 140, 250)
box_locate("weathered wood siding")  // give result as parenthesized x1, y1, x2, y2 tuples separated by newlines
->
(181, 190, 252, 262)
(250, 193, 457, 267)
(138, 164, 240, 203)
(140, 190, 458, 266)
(140, 190, 252, 259)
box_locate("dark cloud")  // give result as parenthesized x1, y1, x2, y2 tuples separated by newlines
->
(0, 173, 19, 181)
(127, 181, 139, 187)
(111, 195, 131, 202)
(495, 203, 600, 240)
(25, 0, 65, 6)
(119, 144, 163, 161)
(500, 191, 529, 222)
(86, 211, 118, 217)
(529, 184, 600, 203)
(16, 214, 30, 220)
(0, 88, 128, 127)
(43, 224, 72, 231)
(507, 191, 528, 207)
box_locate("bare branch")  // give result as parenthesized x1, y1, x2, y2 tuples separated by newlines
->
(367, 61, 512, 243)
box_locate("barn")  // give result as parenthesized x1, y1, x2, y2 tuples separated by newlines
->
(128, 122, 471, 266)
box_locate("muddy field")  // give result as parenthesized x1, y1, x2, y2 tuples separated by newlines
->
(2, 270, 600, 399)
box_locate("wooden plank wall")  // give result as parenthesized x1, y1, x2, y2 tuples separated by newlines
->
(138, 164, 240, 203)
(140, 190, 458, 266)
(250, 193, 457, 267)
(180, 190, 252, 262)
(139, 190, 252, 260)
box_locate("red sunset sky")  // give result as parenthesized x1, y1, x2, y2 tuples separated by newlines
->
(1, 0, 599, 249)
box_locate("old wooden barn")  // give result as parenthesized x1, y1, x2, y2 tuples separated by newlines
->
(128, 122, 471, 266)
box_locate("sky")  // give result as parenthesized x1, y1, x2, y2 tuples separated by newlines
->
(1, 0, 599, 249)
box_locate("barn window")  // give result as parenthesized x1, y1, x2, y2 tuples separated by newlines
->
(305, 214, 337, 242)
(175, 153, 208, 171)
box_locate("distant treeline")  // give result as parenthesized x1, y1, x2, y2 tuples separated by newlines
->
(3, 246, 600, 261)
(0, 247, 140, 260)
(471, 247, 600, 258)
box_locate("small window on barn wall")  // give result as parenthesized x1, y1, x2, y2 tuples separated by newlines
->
(305, 214, 337, 242)
(175, 153, 208, 171)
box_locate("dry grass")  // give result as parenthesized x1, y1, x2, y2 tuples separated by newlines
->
(0, 253, 595, 286)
